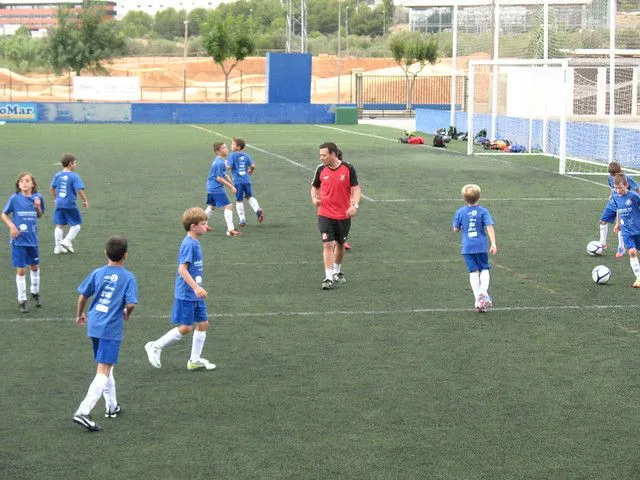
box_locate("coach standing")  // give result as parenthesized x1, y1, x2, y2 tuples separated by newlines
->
(311, 142, 361, 290)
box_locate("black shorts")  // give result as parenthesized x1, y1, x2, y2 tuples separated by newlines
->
(318, 215, 351, 244)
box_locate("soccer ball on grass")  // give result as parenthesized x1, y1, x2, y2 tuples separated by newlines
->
(586, 240, 604, 256)
(591, 265, 612, 284)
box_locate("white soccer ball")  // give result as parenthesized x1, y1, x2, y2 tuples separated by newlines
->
(586, 240, 604, 256)
(592, 265, 612, 284)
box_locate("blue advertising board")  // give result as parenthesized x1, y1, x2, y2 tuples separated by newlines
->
(0, 103, 38, 122)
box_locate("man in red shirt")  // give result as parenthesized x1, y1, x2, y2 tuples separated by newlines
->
(310, 142, 361, 290)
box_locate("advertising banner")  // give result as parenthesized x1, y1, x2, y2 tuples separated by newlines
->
(73, 77, 141, 101)
(0, 103, 38, 122)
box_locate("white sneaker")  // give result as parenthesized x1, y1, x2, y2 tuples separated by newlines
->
(54, 245, 66, 255)
(187, 358, 216, 371)
(144, 341, 162, 368)
(60, 239, 74, 253)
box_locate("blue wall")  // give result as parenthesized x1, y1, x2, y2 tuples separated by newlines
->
(265, 53, 312, 104)
(416, 108, 640, 168)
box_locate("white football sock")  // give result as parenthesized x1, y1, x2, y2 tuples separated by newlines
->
(103, 368, 117, 411)
(469, 271, 480, 300)
(333, 263, 341, 274)
(325, 268, 333, 280)
(16, 274, 27, 302)
(235, 202, 246, 222)
(65, 224, 81, 242)
(479, 269, 491, 295)
(154, 327, 183, 350)
(618, 231, 625, 250)
(76, 373, 108, 416)
(54, 226, 64, 247)
(205, 205, 214, 219)
(599, 224, 608, 245)
(248, 196, 260, 212)
(29, 268, 40, 294)
(190, 330, 207, 362)
(631, 257, 640, 277)
(224, 208, 235, 231)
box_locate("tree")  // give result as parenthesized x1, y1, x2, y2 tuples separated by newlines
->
(389, 31, 439, 109)
(3, 29, 47, 73)
(48, 2, 126, 76)
(154, 8, 186, 40)
(120, 11, 154, 38)
(202, 13, 255, 102)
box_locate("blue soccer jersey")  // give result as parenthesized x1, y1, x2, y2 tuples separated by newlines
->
(228, 151, 254, 185)
(50, 171, 85, 208)
(607, 191, 640, 236)
(174, 235, 204, 301)
(453, 205, 495, 254)
(2, 193, 45, 247)
(206, 156, 227, 192)
(77, 266, 138, 341)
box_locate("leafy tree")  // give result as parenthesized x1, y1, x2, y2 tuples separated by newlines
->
(121, 11, 154, 38)
(389, 31, 439, 109)
(187, 8, 209, 37)
(202, 13, 255, 102)
(154, 8, 187, 40)
(48, 2, 126, 76)
(3, 29, 47, 72)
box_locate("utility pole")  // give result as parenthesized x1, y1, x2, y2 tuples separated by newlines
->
(183, 19, 189, 103)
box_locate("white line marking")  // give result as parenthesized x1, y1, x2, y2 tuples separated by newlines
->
(375, 197, 603, 202)
(4, 304, 640, 323)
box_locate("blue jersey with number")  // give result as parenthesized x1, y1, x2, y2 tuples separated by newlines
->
(77, 266, 138, 341)
(2, 193, 45, 247)
(453, 204, 495, 254)
(174, 235, 204, 301)
(206, 156, 227, 192)
(607, 191, 640, 236)
(50, 170, 85, 208)
(228, 151, 254, 185)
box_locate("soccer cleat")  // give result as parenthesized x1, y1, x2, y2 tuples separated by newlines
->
(333, 272, 346, 284)
(344, 242, 351, 251)
(616, 246, 626, 258)
(476, 294, 491, 313)
(239, 220, 248, 227)
(257, 209, 264, 223)
(105, 404, 121, 418)
(73, 413, 101, 432)
(226, 229, 243, 236)
(144, 341, 162, 368)
(60, 239, 74, 253)
(187, 358, 216, 371)
(18, 301, 28, 313)
(322, 278, 335, 290)
(31, 293, 42, 308)
(633, 278, 640, 288)
(600, 243, 607, 249)
(54, 245, 66, 255)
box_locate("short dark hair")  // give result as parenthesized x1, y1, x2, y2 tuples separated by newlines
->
(319, 142, 339, 155)
(61, 153, 76, 168)
(105, 235, 128, 262)
(233, 137, 246, 149)
(213, 142, 225, 153)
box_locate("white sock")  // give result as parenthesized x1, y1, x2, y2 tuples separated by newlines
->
(103, 368, 117, 411)
(479, 269, 491, 295)
(235, 202, 246, 222)
(54, 226, 64, 247)
(618, 231, 625, 250)
(64, 224, 81, 242)
(16, 274, 27, 302)
(333, 263, 341, 274)
(631, 257, 640, 277)
(29, 268, 40, 294)
(76, 373, 108, 416)
(154, 327, 183, 350)
(599, 224, 608, 245)
(190, 330, 207, 362)
(248, 196, 260, 212)
(325, 268, 333, 280)
(469, 271, 480, 300)
(205, 205, 214, 219)
(224, 208, 235, 231)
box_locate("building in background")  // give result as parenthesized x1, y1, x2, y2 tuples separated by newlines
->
(114, 0, 223, 18)
(0, 0, 115, 31)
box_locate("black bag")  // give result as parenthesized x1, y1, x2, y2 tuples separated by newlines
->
(433, 135, 446, 148)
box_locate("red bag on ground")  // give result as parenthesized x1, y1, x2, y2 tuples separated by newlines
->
(407, 136, 425, 144)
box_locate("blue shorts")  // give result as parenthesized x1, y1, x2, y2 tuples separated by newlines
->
(600, 205, 617, 223)
(12, 245, 40, 268)
(234, 183, 253, 202)
(53, 207, 82, 226)
(622, 233, 640, 250)
(171, 298, 208, 326)
(206, 192, 231, 208)
(91, 337, 121, 365)
(462, 253, 491, 273)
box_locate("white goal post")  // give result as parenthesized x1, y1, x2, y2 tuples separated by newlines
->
(466, 59, 570, 173)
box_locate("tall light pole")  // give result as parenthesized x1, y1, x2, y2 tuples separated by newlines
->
(183, 19, 189, 103)
(345, 5, 349, 57)
(337, 0, 342, 105)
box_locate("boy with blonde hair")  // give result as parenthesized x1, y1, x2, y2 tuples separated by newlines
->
(608, 173, 640, 287)
(453, 184, 497, 312)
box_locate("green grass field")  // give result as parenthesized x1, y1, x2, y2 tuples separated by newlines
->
(3, 123, 640, 479)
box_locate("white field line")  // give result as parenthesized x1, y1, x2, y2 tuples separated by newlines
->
(4, 303, 640, 323)
(374, 197, 603, 202)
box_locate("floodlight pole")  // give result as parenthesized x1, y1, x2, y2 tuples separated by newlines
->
(608, 0, 616, 163)
(183, 19, 189, 103)
(337, 0, 342, 105)
(449, 0, 458, 128)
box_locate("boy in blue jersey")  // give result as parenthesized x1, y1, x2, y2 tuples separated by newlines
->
(1, 173, 45, 313)
(73, 235, 138, 432)
(204, 142, 242, 236)
(144, 207, 216, 371)
(608, 173, 640, 287)
(227, 137, 264, 226)
(598, 161, 639, 258)
(453, 184, 497, 312)
(50, 153, 89, 255)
